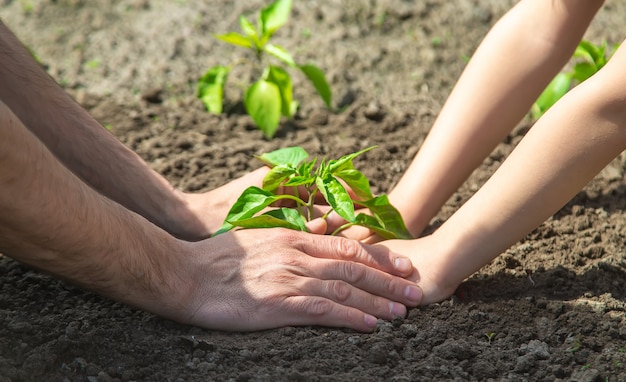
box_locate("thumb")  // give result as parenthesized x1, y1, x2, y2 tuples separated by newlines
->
(305, 218, 328, 235)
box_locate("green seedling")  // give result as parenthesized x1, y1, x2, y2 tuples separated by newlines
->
(485, 332, 495, 345)
(531, 40, 619, 119)
(567, 334, 582, 353)
(197, 0, 332, 139)
(214, 146, 412, 240)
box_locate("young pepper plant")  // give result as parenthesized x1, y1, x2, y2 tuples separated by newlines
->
(213, 146, 413, 240)
(531, 40, 619, 119)
(197, 0, 332, 139)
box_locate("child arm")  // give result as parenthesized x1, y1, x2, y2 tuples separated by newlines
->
(389, 0, 604, 237)
(381, 40, 626, 303)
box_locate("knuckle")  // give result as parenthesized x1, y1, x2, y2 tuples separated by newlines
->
(343, 261, 367, 285)
(380, 274, 396, 295)
(328, 280, 352, 303)
(303, 297, 334, 317)
(335, 237, 359, 261)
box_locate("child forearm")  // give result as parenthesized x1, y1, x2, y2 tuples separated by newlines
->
(390, 0, 604, 236)
(430, 42, 626, 289)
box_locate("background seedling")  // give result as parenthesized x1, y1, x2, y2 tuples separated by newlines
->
(531, 40, 619, 119)
(214, 146, 412, 240)
(197, 0, 332, 139)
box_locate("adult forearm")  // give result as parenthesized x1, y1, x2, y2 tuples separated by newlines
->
(0, 101, 187, 318)
(391, 0, 603, 236)
(0, 21, 201, 238)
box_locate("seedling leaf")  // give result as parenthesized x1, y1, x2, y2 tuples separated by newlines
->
(197, 65, 230, 113)
(260, 0, 292, 37)
(283, 175, 313, 187)
(571, 62, 596, 83)
(353, 213, 401, 240)
(328, 146, 376, 173)
(217, 146, 411, 239)
(334, 168, 373, 201)
(228, 208, 307, 232)
(239, 15, 257, 37)
(360, 195, 413, 239)
(215, 32, 253, 49)
(265, 43, 296, 67)
(531, 72, 571, 119)
(214, 186, 282, 235)
(266, 65, 295, 117)
(316, 174, 355, 222)
(245, 79, 282, 139)
(299, 64, 332, 108)
(256, 146, 309, 167)
(263, 164, 297, 192)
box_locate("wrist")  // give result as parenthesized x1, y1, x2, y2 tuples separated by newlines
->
(113, 230, 197, 324)
(159, 189, 210, 241)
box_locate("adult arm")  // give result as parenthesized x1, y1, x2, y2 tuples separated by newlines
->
(0, 20, 249, 240)
(0, 101, 422, 331)
(379, 40, 626, 303)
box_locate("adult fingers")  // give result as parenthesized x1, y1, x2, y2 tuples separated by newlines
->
(292, 233, 422, 308)
(296, 232, 415, 278)
(274, 295, 380, 332)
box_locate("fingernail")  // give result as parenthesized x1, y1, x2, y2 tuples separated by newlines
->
(405, 285, 422, 303)
(364, 314, 378, 328)
(394, 257, 412, 273)
(389, 302, 407, 317)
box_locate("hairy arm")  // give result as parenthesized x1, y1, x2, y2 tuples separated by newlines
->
(0, 100, 187, 318)
(0, 100, 424, 331)
(389, 0, 605, 236)
(0, 20, 222, 239)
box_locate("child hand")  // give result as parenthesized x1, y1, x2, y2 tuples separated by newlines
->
(375, 235, 460, 305)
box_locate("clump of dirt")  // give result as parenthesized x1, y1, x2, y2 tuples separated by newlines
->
(1, 1, 625, 380)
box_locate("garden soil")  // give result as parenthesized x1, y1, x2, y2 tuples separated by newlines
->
(1, 1, 626, 381)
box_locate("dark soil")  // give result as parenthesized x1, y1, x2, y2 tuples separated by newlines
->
(1, 1, 625, 381)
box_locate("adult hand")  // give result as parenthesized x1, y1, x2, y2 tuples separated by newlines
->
(172, 228, 423, 332)
(175, 167, 271, 240)
(177, 167, 346, 240)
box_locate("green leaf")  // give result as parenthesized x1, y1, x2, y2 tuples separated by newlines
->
(328, 146, 376, 173)
(215, 32, 253, 49)
(266, 65, 294, 117)
(228, 208, 307, 232)
(334, 168, 373, 201)
(573, 41, 596, 64)
(360, 195, 412, 240)
(353, 213, 401, 240)
(213, 186, 281, 235)
(245, 79, 282, 139)
(571, 62, 597, 83)
(260, 0, 292, 37)
(265, 43, 296, 67)
(267, 208, 308, 231)
(256, 146, 309, 167)
(239, 15, 257, 37)
(532, 72, 571, 119)
(299, 64, 332, 108)
(297, 157, 316, 179)
(263, 164, 297, 192)
(197, 65, 230, 114)
(316, 174, 355, 222)
(283, 175, 314, 187)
